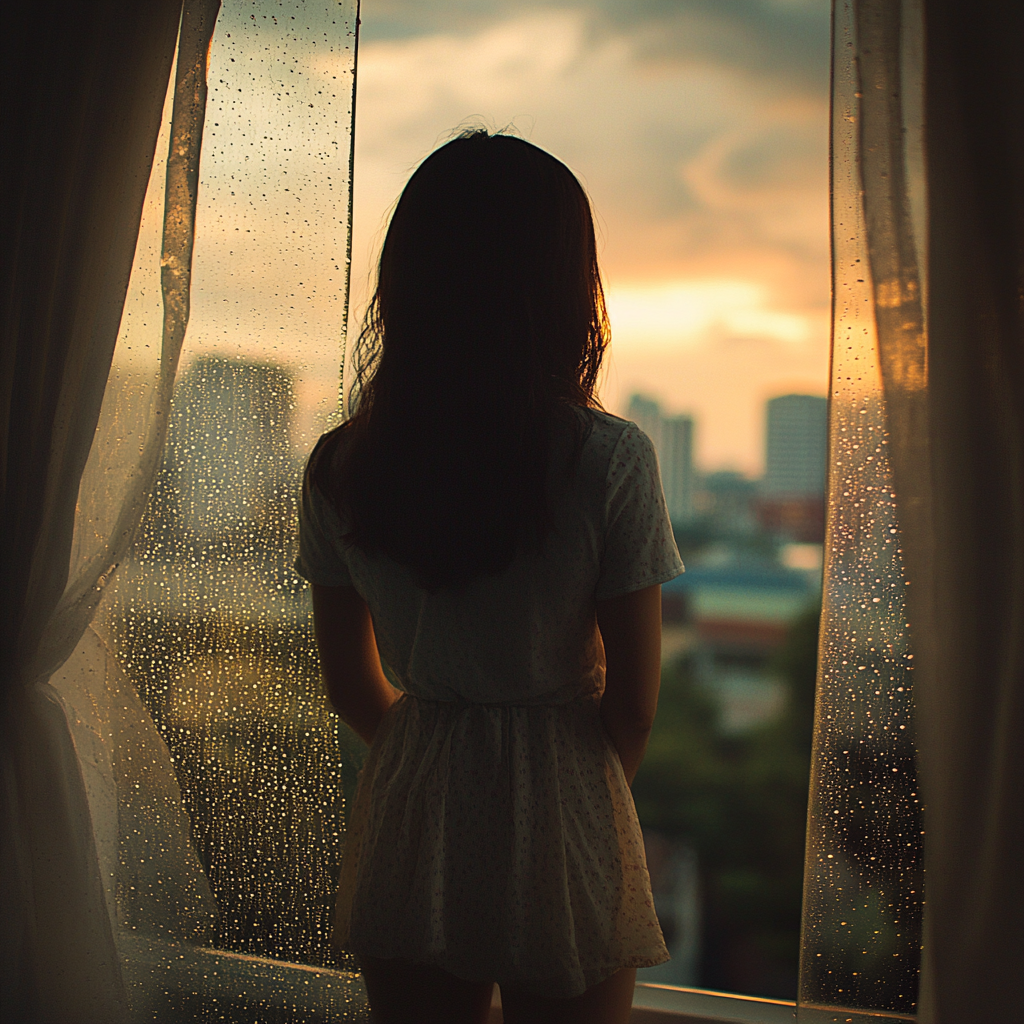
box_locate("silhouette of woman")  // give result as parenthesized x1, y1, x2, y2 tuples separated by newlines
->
(297, 130, 683, 1023)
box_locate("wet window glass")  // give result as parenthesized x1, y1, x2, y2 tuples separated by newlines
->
(68, 1, 363, 1013)
(796, 3, 924, 1020)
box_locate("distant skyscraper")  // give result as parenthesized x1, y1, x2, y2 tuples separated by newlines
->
(661, 414, 695, 524)
(626, 394, 695, 524)
(762, 394, 828, 498)
(164, 356, 295, 539)
(759, 394, 827, 542)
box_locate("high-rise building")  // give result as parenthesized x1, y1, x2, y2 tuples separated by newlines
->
(759, 394, 828, 542)
(762, 394, 828, 498)
(661, 414, 695, 524)
(163, 356, 295, 540)
(626, 394, 695, 524)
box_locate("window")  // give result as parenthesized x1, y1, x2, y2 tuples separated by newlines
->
(353, 1, 833, 1001)
(54, 1, 365, 1015)
(43, 2, 929, 1020)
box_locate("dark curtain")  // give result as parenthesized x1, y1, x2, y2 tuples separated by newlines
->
(856, 0, 1023, 1020)
(1, 3, 183, 1020)
(917, 1, 1024, 1020)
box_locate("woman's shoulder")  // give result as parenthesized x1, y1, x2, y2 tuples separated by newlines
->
(568, 405, 644, 465)
(554, 406, 651, 503)
(567, 403, 633, 436)
(307, 420, 355, 481)
(302, 422, 357, 525)
(575, 405, 630, 432)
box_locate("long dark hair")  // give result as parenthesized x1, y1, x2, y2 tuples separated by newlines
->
(310, 130, 609, 590)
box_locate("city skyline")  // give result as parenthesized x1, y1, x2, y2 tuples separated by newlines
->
(159, 352, 826, 506)
(627, 388, 827, 498)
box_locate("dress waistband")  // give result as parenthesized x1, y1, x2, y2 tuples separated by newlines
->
(400, 689, 600, 711)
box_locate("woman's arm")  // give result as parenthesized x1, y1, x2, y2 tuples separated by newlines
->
(595, 583, 662, 785)
(311, 583, 402, 745)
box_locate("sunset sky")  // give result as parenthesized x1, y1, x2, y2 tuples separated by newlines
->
(351, 0, 832, 475)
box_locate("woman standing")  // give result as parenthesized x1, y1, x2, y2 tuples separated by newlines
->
(297, 131, 683, 1023)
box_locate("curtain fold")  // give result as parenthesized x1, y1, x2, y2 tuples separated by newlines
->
(0, 2, 221, 1020)
(1, 0, 182, 717)
(34, 0, 221, 686)
(854, 0, 931, 608)
(916, 1, 1024, 1019)
(854, 0, 1024, 1020)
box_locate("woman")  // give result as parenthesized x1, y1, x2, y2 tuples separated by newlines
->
(296, 130, 683, 1023)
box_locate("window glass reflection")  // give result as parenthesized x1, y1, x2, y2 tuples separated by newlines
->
(98, 0, 360, 972)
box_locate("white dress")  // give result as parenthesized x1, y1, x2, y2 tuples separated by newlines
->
(296, 407, 684, 997)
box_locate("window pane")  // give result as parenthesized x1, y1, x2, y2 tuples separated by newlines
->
(796, 2, 923, 1019)
(98, 0, 360, 973)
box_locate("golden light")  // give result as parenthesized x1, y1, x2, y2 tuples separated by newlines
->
(606, 280, 812, 350)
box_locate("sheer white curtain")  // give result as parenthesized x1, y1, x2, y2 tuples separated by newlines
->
(848, 0, 1022, 1020)
(1, 2, 219, 1020)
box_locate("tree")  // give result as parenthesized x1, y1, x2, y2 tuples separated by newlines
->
(633, 604, 820, 998)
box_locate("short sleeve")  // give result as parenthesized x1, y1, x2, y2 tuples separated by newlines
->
(595, 422, 684, 601)
(294, 459, 354, 588)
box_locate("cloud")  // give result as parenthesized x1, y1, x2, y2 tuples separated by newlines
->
(607, 280, 815, 349)
(351, 6, 829, 285)
(361, 0, 832, 91)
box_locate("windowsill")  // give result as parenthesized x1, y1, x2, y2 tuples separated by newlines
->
(119, 932, 365, 1022)
(118, 934, 913, 1024)
(631, 987, 914, 1024)
(631, 983, 794, 1023)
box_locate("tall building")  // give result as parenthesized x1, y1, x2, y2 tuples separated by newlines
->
(661, 414, 695, 525)
(626, 394, 695, 524)
(759, 394, 828, 542)
(163, 356, 295, 540)
(762, 394, 828, 498)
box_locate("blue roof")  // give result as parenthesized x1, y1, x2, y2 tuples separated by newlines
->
(664, 562, 811, 595)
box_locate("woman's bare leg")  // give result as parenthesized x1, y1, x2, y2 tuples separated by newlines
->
(500, 967, 636, 1024)
(359, 955, 494, 1024)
